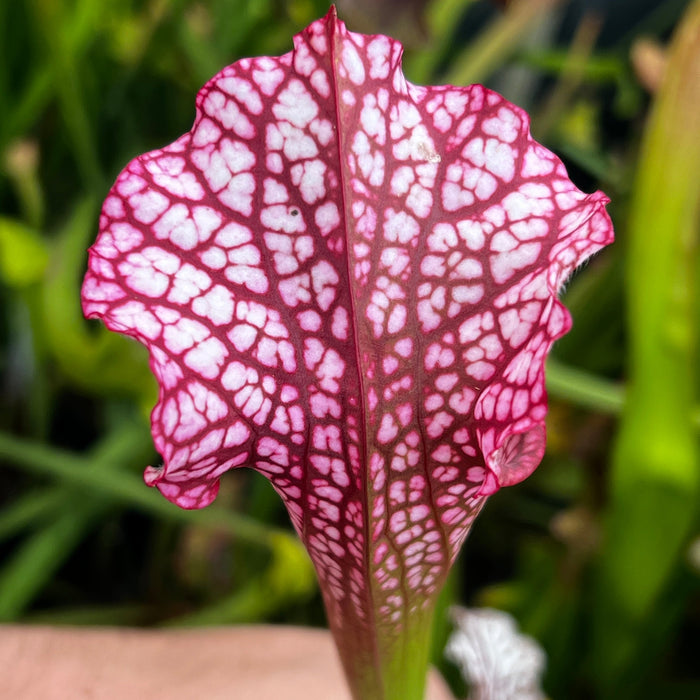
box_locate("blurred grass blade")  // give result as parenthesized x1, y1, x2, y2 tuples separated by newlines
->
(0, 424, 303, 553)
(545, 358, 624, 415)
(593, 1, 700, 695)
(0, 69, 52, 152)
(403, 0, 477, 83)
(443, 0, 562, 87)
(534, 11, 603, 137)
(0, 422, 315, 624)
(0, 489, 71, 542)
(27, 0, 103, 189)
(0, 497, 106, 620)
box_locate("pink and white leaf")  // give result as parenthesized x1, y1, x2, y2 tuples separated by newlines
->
(82, 5, 613, 660)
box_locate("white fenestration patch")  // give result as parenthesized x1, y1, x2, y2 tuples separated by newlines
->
(192, 285, 235, 326)
(110, 301, 162, 340)
(220, 173, 255, 217)
(342, 42, 366, 85)
(367, 36, 392, 80)
(314, 202, 340, 236)
(383, 209, 419, 244)
(263, 178, 290, 204)
(224, 244, 268, 294)
(360, 94, 386, 144)
(192, 117, 221, 147)
(119, 247, 179, 298)
(217, 75, 264, 114)
(273, 79, 319, 129)
(291, 159, 327, 204)
(129, 189, 170, 224)
(251, 62, 286, 97)
(202, 90, 254, 139)
(463, 137, 516, 183)
(184, 336, 228, 380)
(216, 222, 253, 248)
(490, 242, 542, 285)
(147, 156, 205, 201)
(261, 204, 306, 234)
(311, 260, 339, 311)
(481, 107, 522, 143)
(264, 232, 314, 275)
(167, 263, 212, 305)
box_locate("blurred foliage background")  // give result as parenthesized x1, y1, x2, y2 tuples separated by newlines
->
(1, 0, 699, 698)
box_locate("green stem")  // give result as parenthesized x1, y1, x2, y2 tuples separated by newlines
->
(337, 603, 436, 700)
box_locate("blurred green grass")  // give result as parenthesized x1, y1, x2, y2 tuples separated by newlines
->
(1, 1, 699, 698)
